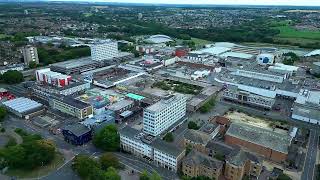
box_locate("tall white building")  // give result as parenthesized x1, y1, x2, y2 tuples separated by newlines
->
(143, 94, 187, 136)
(22, 45, 39, 65)
(90, 40, 118, 61)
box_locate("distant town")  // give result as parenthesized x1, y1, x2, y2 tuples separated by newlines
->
(0, 1, 319, 180)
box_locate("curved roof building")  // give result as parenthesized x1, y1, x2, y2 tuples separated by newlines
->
(145, 34, 173, 44)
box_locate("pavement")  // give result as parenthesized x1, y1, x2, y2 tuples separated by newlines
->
(301, 129, 319, 180)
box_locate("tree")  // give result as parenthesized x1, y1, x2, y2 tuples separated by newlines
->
(150, 171, 162, 180)
(277, 173, 292, 180)
(72, 155, 101, 179)
(105, 167, 121, 180)
(2, 70, 24, 84)
(99, 152, 120, 170)
(0, 107, 7, 122)
(163, 132, 174, 142)
(188, 121, 199, 130)
(28, 61, 38, 69)
(93, 124, 120, 151)
(140, 170, 150, 180)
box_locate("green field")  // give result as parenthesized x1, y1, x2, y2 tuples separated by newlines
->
(274, 26, 320, 40)
(191, 37, 212, 47)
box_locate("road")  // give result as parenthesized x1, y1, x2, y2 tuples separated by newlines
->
(301, 129, 319, 180)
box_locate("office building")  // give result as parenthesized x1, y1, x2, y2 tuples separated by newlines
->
(90, 40, 118, 61)
(49, 96, 93, 120)
(22, 45, 39, 65)
(152, 138, 185, 172)
(119, 126, 154, 159)
(143, 94, 187, 136)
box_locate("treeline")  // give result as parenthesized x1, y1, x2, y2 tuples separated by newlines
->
(38, 46, 91, 65)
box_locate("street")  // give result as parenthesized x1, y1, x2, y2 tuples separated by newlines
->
(301, 129, 319, 180)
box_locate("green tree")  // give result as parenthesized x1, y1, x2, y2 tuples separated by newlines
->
(188, 121, 199, 130)
(72, 155, 101, 179)
(28, 61, 38, 69)
(163, 132, 174, 142)
(93, 124, 120, 151)
(277, 173, 292, 180)
(0, 106, 7, 122)
(140, 170, 150, 180)
(2, 70, 24, 84)
(105, 167, 121, 180)
(150, 171, 162, 180)
(99, 152, 121, 170)
(1, 145, 26, 168)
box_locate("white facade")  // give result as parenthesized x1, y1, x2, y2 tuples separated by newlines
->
(120, 134, 153, 158)
(143, 94, 187, 136)
(90, 40, 118, 61)
(232, 69, 285, 83)
(153, 148, 180, 172)
(22, 45, 39, 65)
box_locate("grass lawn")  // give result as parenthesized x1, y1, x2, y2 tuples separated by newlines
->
(6, 152, 65, 178)
(273, 37, 320, 46)
(274, 25, 320, 40)
(191, 37, 212, 47)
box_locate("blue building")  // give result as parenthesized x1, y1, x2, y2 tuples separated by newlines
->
(62, 124, 92, 145)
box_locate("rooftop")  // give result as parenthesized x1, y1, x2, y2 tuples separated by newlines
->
(184, 129, 211, 145)
(2, 97, 43, 114)
(146, 94, 185, 112)
(107, 99, 134, 111)
(53, 95, 92, 109)
(51, 56, 98, 69)
(227, 148, 261, 166)
(183, 150, 223, 169)
(63, 124, 91, 137)
(226, 122, 292, 154)
(152, 138, 185, 157)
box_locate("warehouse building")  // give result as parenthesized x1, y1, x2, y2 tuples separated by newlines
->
(225, 123, 292, 163)
(2, 97, 44, 119)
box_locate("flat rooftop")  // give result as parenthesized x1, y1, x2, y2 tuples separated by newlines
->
(2, 97, 43, 114)
(146, 94, 185, 112)
(226, 122, 292, 154)
(51, 56, 98, 69)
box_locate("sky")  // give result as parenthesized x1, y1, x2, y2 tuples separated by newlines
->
(52, 0, 320, 6)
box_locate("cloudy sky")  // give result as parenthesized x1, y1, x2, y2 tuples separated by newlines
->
(53, 0, 320, 6)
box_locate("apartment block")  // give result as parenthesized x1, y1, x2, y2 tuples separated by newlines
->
(90, 40, 118, 61)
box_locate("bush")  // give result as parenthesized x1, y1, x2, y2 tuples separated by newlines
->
(0, 107, 7, 121)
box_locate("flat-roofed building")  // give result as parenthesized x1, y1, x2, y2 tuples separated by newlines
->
(2, 97, 44, 119)
(90, 40, 118, 61)
(225, 123, 292, 163)
(119, 126, 154, 159)
(143, 94, 187, 136)
(183, 129, 211, 153)
(49, 96, 93, 120)
(152, 138, 185, 172)
(22, 45, 39, 65)
(182, 150, 223, 180)
(223, 85, 275, 109)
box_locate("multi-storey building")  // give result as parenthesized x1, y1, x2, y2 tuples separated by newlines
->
(225, 149, 263, 180)
(182, 150, 223, 180)
(223, 85, 275, 109)
(49, 96, 93, 120)
(119, 126, 185, 172)
(119, 126, 153, 159)
(22, 45, 39, 65)
(152, 138, 185, 172)
(90, 40, 118, 61)
(143, 94, 187, 136)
